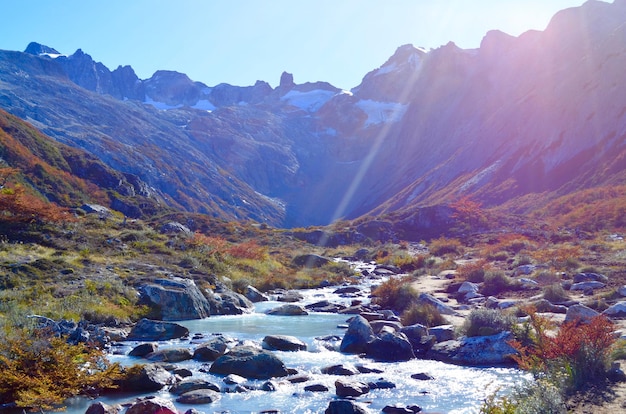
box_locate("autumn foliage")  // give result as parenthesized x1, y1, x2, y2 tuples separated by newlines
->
(510, 309, 616, 393)
(0, 328, 120, 410)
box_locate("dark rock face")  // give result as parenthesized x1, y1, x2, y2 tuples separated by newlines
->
(265, 304, 308, 316)
(321, 364, 360, 376)
(128, 342, 158, 357)
(208, 345, 289, 379)
(206, 288, 254, 315)
(127, 318, 189, 341)
(292, 254, 331, 267)
(146, 347, 193, 363)
(138, 278, 212, 320)
(169, 378, 221, 395)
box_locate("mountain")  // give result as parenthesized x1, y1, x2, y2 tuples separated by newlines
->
(0, 0, 624, 232)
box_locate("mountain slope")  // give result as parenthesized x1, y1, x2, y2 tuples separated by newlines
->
(0, 0, 624, 231)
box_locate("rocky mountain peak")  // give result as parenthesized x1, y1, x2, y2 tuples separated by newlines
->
(24, 42, 60, 56)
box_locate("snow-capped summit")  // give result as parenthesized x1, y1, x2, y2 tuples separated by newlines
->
(24, 42, 62, 57)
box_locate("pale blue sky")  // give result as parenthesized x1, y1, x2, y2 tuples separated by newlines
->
(1, 0, 588, 89)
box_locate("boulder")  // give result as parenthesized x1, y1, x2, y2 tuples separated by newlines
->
(618, 286, 626, 297)
(532, 299, 567, 313)
(206, 288, 254, 315)
(169, 378, 220, 395)
(366, 331, 415, 362)
(85, 402, 120, 414)
(321, 364, 360, 376)
(305, 383, 330, 392)
(176, 389, 221, 404)
(334, 286, 362, 295)
(335, 379, 370, 398)
(208, 345, 289, 379)
(411, 372, 434, 381)
(146, 347, 193, 363)
(429, 325, 455, 342)
(125, 398, 178, 414)
(428, 331, 517, 365)
(276, 290, 305, 303)
(370, 320, 403, 334)
(80, 204, 112, 218)
(418, 293, 457, 315)
(565, 304, 601, 323)
(266, 304, 308, 316)
(292, 253, 331, 267)
(128, 342, 158, 357)
(603, 301, 626, 317)
(368, 379, 396, 390)
(325, 400, 372, 414)
(570, 281, 606, 291)
(193, 335, 233, 361)
(573, 272, 608, 283)
(138, 278, 212, 320)
(117, 364, 174, 392)
(127, 318, 189, 341)
(160, 221, 191, 235)
(382, 405, 419, 414)
(339, 315, 375, 354)
(244, 285, 269, 302)
(262, 335, 307, 351)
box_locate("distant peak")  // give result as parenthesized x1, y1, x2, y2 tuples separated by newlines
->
(24, 42, 60, 56)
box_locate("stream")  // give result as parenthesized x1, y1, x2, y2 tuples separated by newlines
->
(58, 262, 530, 413)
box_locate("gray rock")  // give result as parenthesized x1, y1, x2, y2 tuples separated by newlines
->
(370, 320, 403, 334)
(146, 347, 193, 362)
(266, 304, 308, 316)
(532, 299, 567, 313)
(603, 301, 626, 317)
(160, 221, 191, 235)
(458, 281, 479, 294)
(117, 364, 175, 392)
(570, 281, 606, 291)
(262, 335, 307, 351)
(573, 272, 608, 283)
(305, 383, 329, 392)
(565, 304, 601, 323)
(292, 254, 331, 267)
(193, 335, 233, 361)
(125, 398, 178, 414)
(381, 405, 415, 414)
(85, 402, 120, 414)
(80, 204, 112, 218)
(223, 374, 247, 385)
(515, 264, 537, 275)
(169, 378, 220, 395)
(618, 286, 626, 297)
(428, 331, 518, 365)
(429, 325, 455, 342)
(208, 345, 289, 379)
(321, 364, 360, 376)
(276, 290, 305, 303)
(411, 372, 434, 380)
(418, 293, 457, 315)
(244, 285, 269, 302)
(325, 399, 371, 414)
(339, 315, 375, 354)
(176, 389, 221, 404)
(206, 288, 254, 315)
(335, 379, 370, 398)
(138, 278, 212, 320)
(128, 342, 158, 357)
(127, 318, 189, 341)
(366, 331, 415, 362)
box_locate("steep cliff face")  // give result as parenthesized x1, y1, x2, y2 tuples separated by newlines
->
(1, 1, 625, 228)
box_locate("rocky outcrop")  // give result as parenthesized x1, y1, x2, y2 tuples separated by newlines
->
(565, 304, 600, 323)
(208, 345, 290, 379)
(206, 287, 254, 315)
(366, 331, 415, 362)
(138, 278, 212, 320)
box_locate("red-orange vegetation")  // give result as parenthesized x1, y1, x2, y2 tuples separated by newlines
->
(0, 184, 73, 223)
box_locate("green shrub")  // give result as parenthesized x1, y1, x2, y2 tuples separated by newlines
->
(480, 379, 566, 414)
(429, 237, 462, 256)
(481, 271, 520, 296)
(401, 302, 447, 327)
(462, 308, 517, 337)
(542, 283, 569, 304)
(371, 277, 418, 312)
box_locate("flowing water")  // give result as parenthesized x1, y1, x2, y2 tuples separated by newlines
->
(51, 264, 531, 413)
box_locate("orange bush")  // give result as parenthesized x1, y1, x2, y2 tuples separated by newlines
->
(227, 240, 267, 260)
(510, 310, 616, 393)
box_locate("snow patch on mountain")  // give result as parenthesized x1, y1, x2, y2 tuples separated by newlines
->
(280, 89, 336, 112)
(144, 96, 183, 110)
(192, 99, 216, 111)
(355, 100, 408, 126)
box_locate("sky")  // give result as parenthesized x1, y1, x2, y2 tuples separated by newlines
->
(0, 0, 589, 90)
